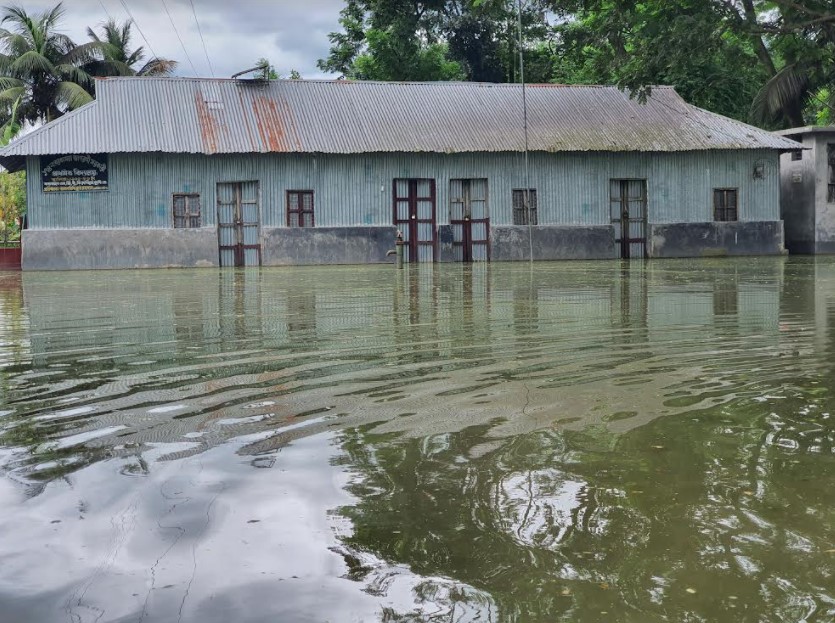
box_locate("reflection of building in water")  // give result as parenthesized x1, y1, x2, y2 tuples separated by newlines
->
(5, 259, 802, 479)
(0, 273, 27, 356)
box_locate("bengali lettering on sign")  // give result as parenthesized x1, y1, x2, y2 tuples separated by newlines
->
(41, 154, 109, 192)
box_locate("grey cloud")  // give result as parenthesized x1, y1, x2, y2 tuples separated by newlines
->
(13, 0, 347, 78)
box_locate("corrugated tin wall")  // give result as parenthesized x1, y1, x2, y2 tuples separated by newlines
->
(26, 150, 780, 229)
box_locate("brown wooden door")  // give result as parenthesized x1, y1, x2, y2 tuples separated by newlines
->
(217, 181, 261, 267)
(450, 178, 489, 262)
(610, 179, 647, 259)
(393, 179, 436, 263)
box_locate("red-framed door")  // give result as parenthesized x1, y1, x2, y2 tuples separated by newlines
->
(393, 179, 436, 263)
(218, 181, 261, 267)
(450, 178, 490, 262)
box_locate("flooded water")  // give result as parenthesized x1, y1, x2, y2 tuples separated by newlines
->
(0, 259, 833, 622)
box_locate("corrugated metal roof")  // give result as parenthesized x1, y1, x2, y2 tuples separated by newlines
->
(0, 78, 800, 166)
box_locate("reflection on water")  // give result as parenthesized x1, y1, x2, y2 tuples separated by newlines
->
(0, 259, 834, 622)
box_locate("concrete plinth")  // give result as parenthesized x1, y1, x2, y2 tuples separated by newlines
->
(261, 226, 398, 265)
(491, 225, 615, 261)
(22, 229, 219, 270)
(649, 221, 784, 258)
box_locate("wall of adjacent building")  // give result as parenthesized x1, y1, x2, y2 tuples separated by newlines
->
(779, 130, 835, 254)
(813, 134, 835, 253)
(779, 135, 817, 253)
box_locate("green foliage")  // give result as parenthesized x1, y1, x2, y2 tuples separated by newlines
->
(0, 2, 97, 128)
(552, 0, 771, 122)
(321, 0, 835, 128)
(0, 3, 179, 142)
(318, 0, 547, 82)
(255, 57, 278, 80)
(0, 170, 25, 243)
(253, 59, 301, 81)
(810, 88, 833, 125)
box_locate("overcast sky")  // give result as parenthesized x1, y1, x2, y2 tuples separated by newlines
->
(20, 0, 346, 79)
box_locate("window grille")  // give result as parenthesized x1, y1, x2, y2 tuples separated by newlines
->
(173, 194, 201, 228)
(512, 189, 537, 225)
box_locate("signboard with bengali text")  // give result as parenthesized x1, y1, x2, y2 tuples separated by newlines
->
(40, 154, 109, 192)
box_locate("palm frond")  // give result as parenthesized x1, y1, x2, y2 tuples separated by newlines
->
(38, 3, 65, 32)
(0, 51, 16, 72)
(54, 80, 93, 109)
(54, 63, 94, 87)
(83, 59, 135, 77)
(50, 33, 77, 56)
(750, 64, 811, 124)
(0, 32, 34, 57)
(0, 77, 24, 91)
(10, 49, 55, 75)
(61, 40, 103, 65)
(0, 85, 26, 103)
(137, 58, 177, 76)
(86, 25, 101, 43)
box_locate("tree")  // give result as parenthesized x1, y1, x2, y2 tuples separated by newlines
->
(255, 57, 278, 80)
(318, 0, 467, 81)
(548, 0, 835, 127)
(549, 0, 771, 122)
(252, 58, 302, 81)
(321, 0, 835, 127)
(319, 0, 557, 82)
(0, 3, 98, 128)
(0, 169, 24, 244)
(85, 19, 176, 77)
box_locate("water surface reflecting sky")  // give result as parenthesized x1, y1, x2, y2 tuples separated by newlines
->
(0, 259, 833, 622)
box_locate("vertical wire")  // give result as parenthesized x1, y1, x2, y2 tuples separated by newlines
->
(517, 0, 533, 264)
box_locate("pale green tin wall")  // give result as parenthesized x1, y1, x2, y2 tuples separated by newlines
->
(25, 150, 781, 229)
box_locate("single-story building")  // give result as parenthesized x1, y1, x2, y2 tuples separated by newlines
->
(0, 77, 800, 270)
(776, 126, 835, 254)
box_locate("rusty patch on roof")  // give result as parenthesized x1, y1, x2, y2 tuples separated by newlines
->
(251, 95, 299, 152)
(195, 93, 219, 154)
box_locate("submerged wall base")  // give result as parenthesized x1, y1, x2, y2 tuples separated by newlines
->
(490, 225, 615, 261)
(261, 226, 397, 265)
(20, 222, 785, 270)
(649, 221, 785, 258)
(22, 229, 219, 270)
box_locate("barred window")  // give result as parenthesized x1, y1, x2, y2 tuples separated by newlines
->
(713, 189, 738, 222)
(173, 194, 201, 228)
(512, 189, 537, 225)
(791, 150, 802, 161)
(287, 190, 314, 227)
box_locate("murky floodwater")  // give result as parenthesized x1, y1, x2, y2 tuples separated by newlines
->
(0, 259, 833, 622)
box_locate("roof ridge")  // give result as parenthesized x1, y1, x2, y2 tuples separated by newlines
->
(94, 76, 676, 89)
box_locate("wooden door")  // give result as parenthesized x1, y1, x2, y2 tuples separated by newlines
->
(217, 181, 261, 267)
(393, 179, 436, 263)
(610, 179, 647, 259)
(450, 179, 490, 262)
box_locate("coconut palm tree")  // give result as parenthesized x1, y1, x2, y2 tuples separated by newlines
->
(0, 3, 99, 127)
(85, 19, 176, 77)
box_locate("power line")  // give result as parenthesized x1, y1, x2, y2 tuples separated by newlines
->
(97, 0, 113, 21)
(188, 0, 215, 78)
(160, 0, 199, 76)
(115, 0, 161, 62)
(517, 0, 533, 264)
